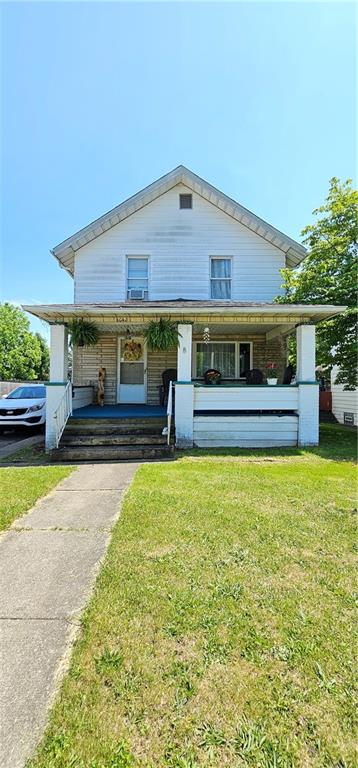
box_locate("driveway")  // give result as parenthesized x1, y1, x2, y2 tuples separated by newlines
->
(0, 462, 138, 768)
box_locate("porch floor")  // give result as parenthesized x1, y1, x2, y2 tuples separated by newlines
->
(71, 404, 166, 420)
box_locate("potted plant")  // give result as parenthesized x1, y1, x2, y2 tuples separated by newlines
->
(266, 362, 278, 385)
(204, 369, 222, 385)
(67, 318, 100, 347)
(143, 318, 181, 351)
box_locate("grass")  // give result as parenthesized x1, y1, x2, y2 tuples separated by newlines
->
(28, 423, 357, 767)
(0, 466, 74, 530)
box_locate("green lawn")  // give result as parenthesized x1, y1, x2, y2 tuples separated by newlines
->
(0, 466, 74, 531)
(29, 424, 357, 768)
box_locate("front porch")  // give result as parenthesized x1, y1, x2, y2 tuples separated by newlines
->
(72, 404, 166, 419)
(22, 301, 344, 454)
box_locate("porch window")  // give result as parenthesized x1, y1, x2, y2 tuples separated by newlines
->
(196, 342, 236, 379)
(210, 258, 232, 300)
(127, 257, 149, 299)
(194, 341, 252, 379)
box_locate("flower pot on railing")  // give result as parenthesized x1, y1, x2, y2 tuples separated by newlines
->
(266, 362, 278, 386)
(204, 369, 222, 385)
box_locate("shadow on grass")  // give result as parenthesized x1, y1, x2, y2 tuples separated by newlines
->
(178, 422, 357, 463)
(0, 442, 50, 466)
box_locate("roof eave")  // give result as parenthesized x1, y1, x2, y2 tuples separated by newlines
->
(51, 166, 307, 273)
(50, 248, 74, 276)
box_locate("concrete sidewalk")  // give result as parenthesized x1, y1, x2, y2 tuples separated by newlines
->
(0, 462, 138, 768)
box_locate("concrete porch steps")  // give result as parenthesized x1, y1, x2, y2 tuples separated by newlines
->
(51, 444, 174, 462)
(51, 416, 174, 462)
(61, 433, 168, 446)
(65, 418, 166, 436)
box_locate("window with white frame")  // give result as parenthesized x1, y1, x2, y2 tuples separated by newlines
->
(210, 257, 232, 299)
(194, 341, 252, 379)
(127, 257, 149, 299)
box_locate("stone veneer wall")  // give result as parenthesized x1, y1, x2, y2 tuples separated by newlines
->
(192, 334, 287, 383)
(72, 335, 117, 404)
(73, 334, 287, 406)
(252, 337, 287, 381)
(146, 348, 177, 404)
(73, 336, 177, 406)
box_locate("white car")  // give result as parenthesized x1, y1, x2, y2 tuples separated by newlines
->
(0, 384, 46, 432)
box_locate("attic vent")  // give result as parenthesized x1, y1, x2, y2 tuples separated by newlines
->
(179, 193, 192, 209)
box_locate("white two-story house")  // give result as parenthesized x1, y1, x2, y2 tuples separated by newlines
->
(24, 166, 345, 458)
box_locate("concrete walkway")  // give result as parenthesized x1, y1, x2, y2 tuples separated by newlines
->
(0, 462, 138, 768)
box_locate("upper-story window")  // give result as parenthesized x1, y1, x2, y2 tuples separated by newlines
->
(210, 257, 232, 300)
(179, 193, 192, 209)
(127, 257, 149, 300)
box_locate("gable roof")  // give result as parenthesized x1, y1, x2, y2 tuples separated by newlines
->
(52, 165, 307, 275)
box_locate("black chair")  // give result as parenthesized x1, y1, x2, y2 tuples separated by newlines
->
(159, 368, 177, 406)
(245, 368, 263, 385)
(282, 364, 294, 385)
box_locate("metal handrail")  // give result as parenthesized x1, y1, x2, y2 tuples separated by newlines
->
(166, 380, 173, 446)
(53, 382, 72, 448)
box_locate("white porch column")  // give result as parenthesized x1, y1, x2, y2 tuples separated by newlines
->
(296, 324, 319, 446)
(50, 324, 68, 382)
(46, 324, 69, 452)
(175, 384, 194, 448)
(177, 323, 192, 381)
(175, 323, 194, 448)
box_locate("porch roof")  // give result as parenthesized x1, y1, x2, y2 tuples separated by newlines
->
(23, 299, 346, 340)
(23, 300, 346, 328)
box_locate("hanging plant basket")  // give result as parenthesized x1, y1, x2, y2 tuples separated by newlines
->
(67, 318, 100, 347)
(143, 318, 181, 352)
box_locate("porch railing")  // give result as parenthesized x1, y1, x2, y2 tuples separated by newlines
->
(193, 383, 299, 411)
(166, 380, 173, 445)
(53, 381, 72, 448)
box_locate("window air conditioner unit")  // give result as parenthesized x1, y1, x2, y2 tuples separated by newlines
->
(128, 289, 146, 300)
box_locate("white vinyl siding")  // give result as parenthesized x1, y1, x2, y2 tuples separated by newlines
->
(331, 366, 358, 426)
(193, 415, 298, 447)
(74, 184, 286, 303)
(193, 385, 298, 446)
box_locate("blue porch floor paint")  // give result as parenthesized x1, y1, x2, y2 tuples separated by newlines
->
(71, 404, 166, 419)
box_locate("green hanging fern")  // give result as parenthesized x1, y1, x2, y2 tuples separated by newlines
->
(143, 318, 181, 351)
(67, 318, 100, 347)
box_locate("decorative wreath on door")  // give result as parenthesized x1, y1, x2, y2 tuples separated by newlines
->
(123, 340, 143, 361)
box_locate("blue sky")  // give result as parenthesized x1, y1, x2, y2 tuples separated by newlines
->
(1, 1, 356, 337)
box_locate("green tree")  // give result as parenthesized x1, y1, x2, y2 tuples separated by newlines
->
(278, 178, 358, 389)
(0, 303, 49, 381)
(34, 332, 50, 379)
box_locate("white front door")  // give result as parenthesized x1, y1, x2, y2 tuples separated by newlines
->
(117, 337, 147, 403)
